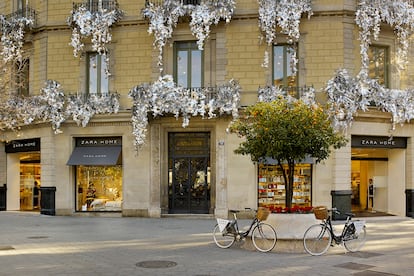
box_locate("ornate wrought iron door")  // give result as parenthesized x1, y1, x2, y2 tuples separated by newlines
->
(168, 133, 210, 214)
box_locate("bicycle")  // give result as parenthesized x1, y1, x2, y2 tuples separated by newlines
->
(303, 206, 367, 256)
(212, 207, 277, 252)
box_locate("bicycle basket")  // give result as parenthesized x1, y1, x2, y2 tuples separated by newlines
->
(216, 218, 230, 233)
(313, 206, 328, 220)
(256, 207, 270, 221)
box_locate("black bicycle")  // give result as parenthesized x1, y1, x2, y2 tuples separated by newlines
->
(303, 206, 367, 256)
(213, 208, 277, 252)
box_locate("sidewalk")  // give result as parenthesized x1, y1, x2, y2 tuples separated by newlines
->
(0, 212, 413, 276)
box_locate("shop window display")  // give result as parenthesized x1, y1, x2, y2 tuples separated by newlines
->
(258, 163, 312, 211)
(76, 165, 122, 211)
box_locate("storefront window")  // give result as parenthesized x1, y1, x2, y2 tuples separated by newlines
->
(258, 163, 312, 211)
(76, 165, 122, 211)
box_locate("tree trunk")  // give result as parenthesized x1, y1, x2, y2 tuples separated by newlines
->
(278, 159, 295, 210)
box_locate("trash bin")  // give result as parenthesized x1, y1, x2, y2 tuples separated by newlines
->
(40, 187, 56, 216)
(331, 190, 352, 220)
(405, 189, 414, 218)
(0, 184, 6, 211)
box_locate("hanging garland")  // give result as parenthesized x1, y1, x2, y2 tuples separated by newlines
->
(325, 69, 414, 132)
(0, 14, 34, 62)
(0, 80, 120, 134)
(129, 75, 240, 150)
(257, 0, 312, 68)
(67, 2, 124, 58)
(142, 0, 235, 69)
(355, 0, 414, 70)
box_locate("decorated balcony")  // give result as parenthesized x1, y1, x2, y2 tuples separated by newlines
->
(142, 0, 235, 68)
(4, 6, 36, 27)
(73, 0, 120, 13)
(0, 6, 36, 62)
(68, 0, 124, 63)
(258, 85, 315, 103)
(145, 0, 201, 6)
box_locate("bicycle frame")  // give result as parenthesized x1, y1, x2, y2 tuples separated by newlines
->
(230, 212, 259, 239)
(323, 214, 353, 245)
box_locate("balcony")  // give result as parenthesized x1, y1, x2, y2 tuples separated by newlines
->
(73, 0, 120, 13)
(145, 0, 201, 7)
(3, 6, 36, 27)
(281, 86, 314, 99)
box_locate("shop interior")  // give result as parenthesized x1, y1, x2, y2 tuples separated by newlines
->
(351, 148, 388, 214)
(19, 152, 41, 211)
(258, 163, 312, 211)
(76, 165, 123, 211)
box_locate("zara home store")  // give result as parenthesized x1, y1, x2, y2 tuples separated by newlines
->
(349, 119, 414, 217)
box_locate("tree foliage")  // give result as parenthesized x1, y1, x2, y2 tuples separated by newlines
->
(228, 96, 347, 208)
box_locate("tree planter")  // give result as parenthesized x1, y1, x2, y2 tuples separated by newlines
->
(265, 213, 318, 239)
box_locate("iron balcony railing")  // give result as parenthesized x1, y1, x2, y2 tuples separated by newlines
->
(145, 0, 201, 7)
(4, 6, 36, 27)
(281, 86, 314, 99)
(73, 0, 120, 13)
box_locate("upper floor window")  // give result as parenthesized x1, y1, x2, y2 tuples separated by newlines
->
(174, 41, 203, 88)
(16, 58, 30, 97)
(273, 44, 297, 88)
(87, 52, 109, 96)
(368, 45, 389, 87)
(17, 0, 27, 10)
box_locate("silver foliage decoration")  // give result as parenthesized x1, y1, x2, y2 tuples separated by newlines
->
(258, 85, 316, 106)
(66, 93, 120, 128)
(325, 69, 414, 132)
(355, 0, 414, 70)
(257, 0, 312, 69)
(142, 0, 235, 69)
(67, 2, 124, 57)
(0, 80, 120, 134)
(38, 80, 67, 134)
(129, 75, 240, 150)
(0, 14, 34, 62)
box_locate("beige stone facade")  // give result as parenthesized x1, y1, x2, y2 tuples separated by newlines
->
(1, 0, 413, 217)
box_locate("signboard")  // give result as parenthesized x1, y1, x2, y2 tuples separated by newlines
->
(351, 135, 407, 149)
(5, 138, 41, 153)
(76, 137, 122, 147)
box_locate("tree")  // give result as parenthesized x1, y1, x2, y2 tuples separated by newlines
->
(228, 96, 347, 209)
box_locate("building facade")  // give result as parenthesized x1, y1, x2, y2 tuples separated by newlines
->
(1, 0, 414, 218)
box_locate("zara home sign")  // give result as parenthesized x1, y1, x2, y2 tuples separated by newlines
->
(351, 135, 407, 149)
(76, 137, 122, 147)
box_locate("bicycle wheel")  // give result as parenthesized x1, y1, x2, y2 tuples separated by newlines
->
(344, 226, 367, 252)
(213, 224, 236, 249)
(251, 222, 277, 252)
(303, 224, 332, 256)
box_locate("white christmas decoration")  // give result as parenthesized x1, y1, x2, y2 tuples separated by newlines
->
(325, 68, 414, 132)
(355, 0, 414, 70)
(0, 14, 34, 62)
(0, 80, 120, 134)
(66, 92, 120, 128)
(142, 0, 235, 68)
(129, 75, 240, 150)
(38, 80, 67, 134)
(257, 0, 312, 70)
(67, 2, 124, 57)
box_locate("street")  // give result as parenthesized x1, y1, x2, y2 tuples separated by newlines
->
(0, 212, 413, 275)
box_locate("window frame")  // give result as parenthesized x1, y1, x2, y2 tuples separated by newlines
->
(86, 52, 109, 97)
(173, 41, 204, 89)
(16, 58, 30, 97)
(272, 44, 298, 88)
(368, 44, 389, 88)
